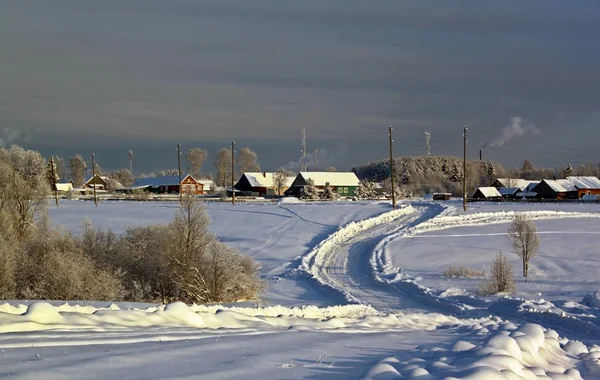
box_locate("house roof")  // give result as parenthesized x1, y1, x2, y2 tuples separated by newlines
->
(474, 187, 502, 198)
(542, 179, 575, 193)
(297, 172, 360, 187)
(240, 172, 295, 188)
(566, 176, 600, 190)
(499, 187, 520, 195)
(84, 174, 108, 185)
(133, 175, 193, 187)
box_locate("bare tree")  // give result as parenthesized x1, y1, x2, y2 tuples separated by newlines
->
(0, 145, 49, 239)
(214, 148, 232, 187)
(237, 147, 260, 173)
(186, 148, 207, 179)
(69, 154, 87, 186)
(508, 214, 540, 279)
(273, 167, 289, 196)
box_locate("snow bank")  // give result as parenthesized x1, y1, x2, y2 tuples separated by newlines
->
(278, 197, 303, 204)
(0, 301, 477, 336)
(582, 290, 600, 308)
(363, 321, 597, 379)
(410, 210, 600, 234)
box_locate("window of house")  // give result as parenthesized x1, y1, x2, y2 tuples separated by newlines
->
(344, 187, 348, 193)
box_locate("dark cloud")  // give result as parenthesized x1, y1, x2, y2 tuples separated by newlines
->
(1, 1, 599, 171)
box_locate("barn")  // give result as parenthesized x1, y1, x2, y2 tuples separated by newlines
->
(472, 187, 502, 200)
(285, 172, 360, 197)
(530, 179, 576, 200)
(234, 172, 295, 196)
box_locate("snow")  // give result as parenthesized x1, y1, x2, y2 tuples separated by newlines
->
(567, 176, 600, 190)
(1, 199, 599, 378)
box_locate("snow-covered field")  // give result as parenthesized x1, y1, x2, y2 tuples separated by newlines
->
(1, 199, 600, 379)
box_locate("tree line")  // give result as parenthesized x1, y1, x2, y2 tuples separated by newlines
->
(0, 145, 264, 303)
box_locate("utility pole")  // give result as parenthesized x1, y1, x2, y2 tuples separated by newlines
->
(91, 153, 98, 207)
(463, 126, 468, 212)
(177, 143, 182, 205)
(231, 141, 236, 206)
(389, 126, 396, 210)
(49, 156, 59, 207)
(425, 132, 431, 156)
(479, 149, 482, 161)
(301, 129, 307, 172)
(314, 149, 319, 171)
(129, 150, 133, 177)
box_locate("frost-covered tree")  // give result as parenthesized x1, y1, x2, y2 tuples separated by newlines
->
(214, 148, 233, 187)
(300, 178, 319, 200)
(563, 164, 574, 178)
(186, 148, 207, 179)
(111, 168, 134, 188)
(69, 154, 87, 186)
(508, 214, 540, 280)
(273, 167, 289, 196)
(321, 182, 337, 200)
(355, 180, 377, 199)
(0, 145, 49, 238)
(486, 161, 496, 186)
(53, 156, 65, 180)
(323, 166, 337, 172)
(237, 147, 260, 173)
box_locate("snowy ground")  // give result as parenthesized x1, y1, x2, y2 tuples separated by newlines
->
(1, 199, 600, 378)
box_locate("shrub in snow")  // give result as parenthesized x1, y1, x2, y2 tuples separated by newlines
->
(508, 213, 540, 279)
(17, 216, 123, 301)
(478, 251, 516, 296)
(443, 265, 486, 279)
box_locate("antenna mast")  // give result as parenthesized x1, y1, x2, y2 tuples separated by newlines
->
(314, 149, 318, 171)
(425, 132, 431, 156)
(301, 129, 307, 172)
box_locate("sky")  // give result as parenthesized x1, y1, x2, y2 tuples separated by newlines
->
(1, 0, 599, 173)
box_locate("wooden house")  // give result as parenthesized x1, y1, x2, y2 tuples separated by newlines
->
(530, 179, 576, 200)
(285, 172, 360, 197)
(234, 172, 295, 196)
(472, 187, 502, 200)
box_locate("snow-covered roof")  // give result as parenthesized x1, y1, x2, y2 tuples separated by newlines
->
(473, 187, 502, 198)
(566, 176, 600, 190)
(298, 172, 359, 187)
(542, 179, 575, 193)
(241, 172, 295, 188)
(55, 183, 73, 192)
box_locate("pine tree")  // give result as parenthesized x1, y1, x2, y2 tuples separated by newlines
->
(486, 161, 496, 186)
(355, 180, 377, 199)
(46, 157, 59, 190)
(321, 182, 337, 200)
(300, 178, 319, 200)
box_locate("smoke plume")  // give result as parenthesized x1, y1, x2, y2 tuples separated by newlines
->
(0, 126, 34, 147)
(482, 116, 540, 148)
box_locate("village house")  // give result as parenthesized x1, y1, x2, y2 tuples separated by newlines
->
(83, 174, 109, 190)
(285, 172, 360, 197)
(234, 172, 295, 196)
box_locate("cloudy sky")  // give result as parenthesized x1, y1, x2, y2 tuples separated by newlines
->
(1, 0, 599, 172)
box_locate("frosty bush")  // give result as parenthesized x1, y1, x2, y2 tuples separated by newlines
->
(17, 217, 123, 301)
(508, 214, 540, 280)
(478, 251, 516, 296)
(443, 265, 486, 279)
